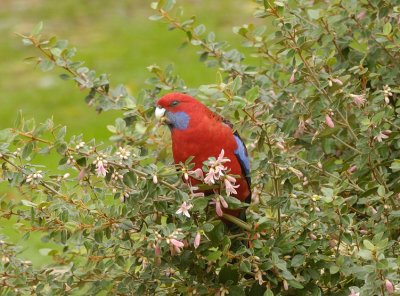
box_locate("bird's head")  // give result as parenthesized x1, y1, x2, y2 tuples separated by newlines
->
(155, 93, 204, 130)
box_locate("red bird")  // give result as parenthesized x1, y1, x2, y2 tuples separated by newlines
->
(155, 93, 251, 220)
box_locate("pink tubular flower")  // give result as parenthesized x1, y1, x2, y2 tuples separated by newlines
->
(155, 244, 161, 256)
(176, 202, 193, 218)
(350, 94, 366, 107)
(93, 155, 108, 177)
(194, 232, 201, 249)
(189, 185, 205, 198)
(215, 199, 223, 216)
(204, 149, 231, 185)
(385, 279, 394, 294)
(357, 11, 366, 20)
(169, 238, 184, 255)
(96, 161, 107, 177)
(325, 114, 335, 128)
(204, 167, 217, 185)
(347, 165, 357, 174)
(224, 175, 239, 196)
(216, 149, 231, 164)
(189, 168, 204, 180)
(289, 69, 297, 84)
(374, 131, 389, 142)
(210, 196, 228, 217)
(331, 78, 343, 86)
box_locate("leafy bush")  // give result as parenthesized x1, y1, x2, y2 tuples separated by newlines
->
(1, 0, 400, 295)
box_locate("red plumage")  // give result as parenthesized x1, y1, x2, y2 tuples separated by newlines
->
(156, 93, 250, 219)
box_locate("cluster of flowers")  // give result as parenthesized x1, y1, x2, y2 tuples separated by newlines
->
(154, 229, 202, 257)
(176, 149, 240, 219)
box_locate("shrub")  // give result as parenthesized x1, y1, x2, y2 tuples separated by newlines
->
(1, 0, 400, 295)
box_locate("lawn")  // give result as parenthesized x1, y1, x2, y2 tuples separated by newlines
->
(0, 0, 255, 266)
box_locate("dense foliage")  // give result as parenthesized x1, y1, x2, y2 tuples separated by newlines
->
(1, 0, 400, 295)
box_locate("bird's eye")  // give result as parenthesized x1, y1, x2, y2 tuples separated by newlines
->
(170, 100, 179, 107)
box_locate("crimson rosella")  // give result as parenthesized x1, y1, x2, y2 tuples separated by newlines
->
(155, 93, 251, 221)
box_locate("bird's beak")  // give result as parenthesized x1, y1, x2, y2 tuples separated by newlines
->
(155, 106, 169, 124)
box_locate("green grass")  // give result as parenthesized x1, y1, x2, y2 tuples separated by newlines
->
(0, 0, 256, 266)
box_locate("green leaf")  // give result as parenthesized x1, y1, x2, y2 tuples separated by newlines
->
(228, 286, 245, 296)
(329, 265, 340, 274)
(291, 254, 305, 267)
(192, 197, 208, 211)
(246, 86, 259, 102)
(363, 240, 375, 251)
(231, 76, 242, 93)
(240, 261, 251, 273)
(383, 22, 392, 35)
(31, 21, 43, 36)
(219, 265, 239, 284)
(288, 279, 304, 289)
(39, 59, 54, 72)
(307, 9, 320, 20)
(55, 142, 68, 155)
(349, 40, 367, 54)
(203, 222, 214, 232)
(263, 288, 274, 296)
(119, 220, 134, 230)
(22, 142, 34, 159)
(206, 250, 222, 261)
(390, 159, 400, 172)
(56, 126, 67, 140)
(21, 199, 37, 207)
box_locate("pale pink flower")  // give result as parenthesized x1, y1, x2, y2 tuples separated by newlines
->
(169, 238, 184, 254)
(374, 132, 389, 142)
(204, 149, 231, 185)
(347, 165, 357, 174)
(383, 85, 392, 104)
(93, 155, 108, 177)
(210, 196, 228, 217)
(357, 11, 366, 20)
(289, 69, 297, 84)
(331, 78, 343, 86)
(350, 94, 366, 107)
(220, 196, 228, 208)
(213, 164, 227, 180)
(176, 202, 193, 218)
(204, 167, 217, 185)
(96, 161, 107, 177)
(194, 232, 201, 249)
(224, 175, 240, 196)
(325, 114, 335, 128)
(283, 280, 289, 291)
(385, 279, 394, 294)
(348, 289, 359, 296)
(189, 185, 205, 198)
(189, 168, 204, 180)
(78, 169, 86, 180)
(216, 149, 231, 164)
(155, 244, 161, 256)
(215, 199, 223, 216)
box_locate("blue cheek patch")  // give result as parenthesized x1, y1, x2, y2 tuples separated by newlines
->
(167, 111, 190, 130)
(234, 134, 250, 179)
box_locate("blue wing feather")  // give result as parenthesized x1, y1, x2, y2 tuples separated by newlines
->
(233, 131, 251, 191)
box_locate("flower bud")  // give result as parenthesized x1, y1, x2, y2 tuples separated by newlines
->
(194, 232, 201, 249)
(152, 174, 158, 184)
(385, 279, 394, 294)
(325, 114, 335, 128)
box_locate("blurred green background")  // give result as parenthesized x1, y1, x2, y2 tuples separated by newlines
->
(0, 0, 254, 266)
